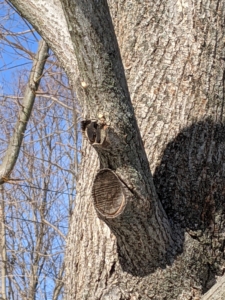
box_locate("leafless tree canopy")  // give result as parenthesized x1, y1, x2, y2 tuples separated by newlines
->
(0, 2, 79, 299)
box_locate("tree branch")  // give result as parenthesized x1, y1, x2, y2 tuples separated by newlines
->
(8, 0, 78, 89)
(61, 0, 174, 273)
(0, 39, 49, 184)
(42, 219, 66, 240)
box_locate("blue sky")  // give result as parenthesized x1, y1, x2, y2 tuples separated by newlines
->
(0, 2, 78, 299)
(0, 2, 40, 95)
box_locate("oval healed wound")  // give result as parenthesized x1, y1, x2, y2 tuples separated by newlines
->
(92, 169, 125, 218)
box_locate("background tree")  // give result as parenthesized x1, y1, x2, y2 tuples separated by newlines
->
(3, 0, 225, 299)
(0, 4, 79, 298)
(1, 91, 77, 300)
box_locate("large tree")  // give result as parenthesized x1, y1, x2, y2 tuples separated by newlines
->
(5, 0, 225, 299)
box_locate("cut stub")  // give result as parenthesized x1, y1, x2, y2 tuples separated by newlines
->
(92, 169, 126, 218)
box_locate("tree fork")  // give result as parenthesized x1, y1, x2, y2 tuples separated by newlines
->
(61, 0, 176, 269)
(81, 116, 175, 274)
(7, 0, 225, 298)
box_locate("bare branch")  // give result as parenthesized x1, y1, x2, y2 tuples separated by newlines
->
(0, 39, 49, 184)
(35, 92, 73, 110)
(42, 219, 66, 240)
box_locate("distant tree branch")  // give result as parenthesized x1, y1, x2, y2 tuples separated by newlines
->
(0, 39, 49, 184)
(43, 219, 66, 240)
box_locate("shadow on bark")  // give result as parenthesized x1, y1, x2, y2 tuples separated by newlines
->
(152, 118, 225, 290)
(154, 118, 225, 233)
(112, 119, 225, 285)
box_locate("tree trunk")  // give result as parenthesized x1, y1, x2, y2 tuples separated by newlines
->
(7, 0, 225, 299)
(65, 1, 225, 299)
(0, 187, 6, 300)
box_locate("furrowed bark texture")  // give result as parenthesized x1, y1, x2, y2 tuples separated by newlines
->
(202, 274, 225, 300)
(60, 0, 174, 276)
(65, 0, 225, 299)
(7, 0, 225, 299)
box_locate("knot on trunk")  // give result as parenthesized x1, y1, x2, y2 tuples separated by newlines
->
(81, 120, 110, 148)
(81, 119, 124, 169)
(92, 169, 126, 218)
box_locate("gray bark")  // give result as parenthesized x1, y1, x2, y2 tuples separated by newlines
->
(61, 0, 174, 275)
(7, 0, 225, 299)
(202, 274, 225, 300)
(65, 1, 225, 299)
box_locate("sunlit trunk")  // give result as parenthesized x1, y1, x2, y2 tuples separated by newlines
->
(7, 0, 225, 299)
(65, 1, 225, 299)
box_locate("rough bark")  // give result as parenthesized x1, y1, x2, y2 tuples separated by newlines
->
(7, 0, 225, 299)
(65, 1, 225, 299)
(60, 0, 175, 275)
(202, 274, 225, 300)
